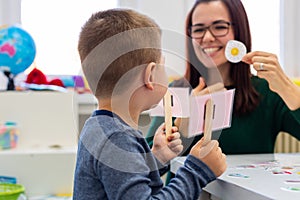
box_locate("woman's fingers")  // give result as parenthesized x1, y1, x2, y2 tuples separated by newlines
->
(196, 82, 225, 96)
(191, 77, 206, 95)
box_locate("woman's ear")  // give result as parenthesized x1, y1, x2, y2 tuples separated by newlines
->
(144, 62, 156, 90)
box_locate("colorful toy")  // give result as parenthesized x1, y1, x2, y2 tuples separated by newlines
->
(0, 122, 18, 150)
(0, 25, 36, 90)
(25, 68, 64, 88)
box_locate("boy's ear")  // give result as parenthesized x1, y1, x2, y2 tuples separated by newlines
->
(144, 62, 156, 90)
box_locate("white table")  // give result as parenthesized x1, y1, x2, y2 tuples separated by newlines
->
(171, 153, 300, 200)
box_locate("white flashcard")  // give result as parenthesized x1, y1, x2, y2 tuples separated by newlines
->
(225, 40, 247, 63)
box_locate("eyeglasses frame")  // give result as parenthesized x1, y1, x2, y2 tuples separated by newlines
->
(189, 20, 233, 39)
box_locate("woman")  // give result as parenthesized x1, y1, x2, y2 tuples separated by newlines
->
(146, 0, 300, 183)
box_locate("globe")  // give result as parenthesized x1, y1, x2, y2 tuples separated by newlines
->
(0, 25, 36, 75)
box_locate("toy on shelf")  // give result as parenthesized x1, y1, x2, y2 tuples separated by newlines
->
(0, 183, 25, 200)
(0, 25, 36, 91)
(22, 68, 66, 92)
(0, 122, 18, 150)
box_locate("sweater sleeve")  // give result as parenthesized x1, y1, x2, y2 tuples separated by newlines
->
(281, 107, 300, 140)
(166, 155, 216, 198)
(145, 116, 164, 148)
(271, 89, 300, 140)
(99, 132, 216, 200)
(291, 108, 300, 125)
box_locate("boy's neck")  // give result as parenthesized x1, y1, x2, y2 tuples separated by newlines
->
(98, 98, 141, 129)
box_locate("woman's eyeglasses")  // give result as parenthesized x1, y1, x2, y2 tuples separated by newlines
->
(189, 21, 232, 39)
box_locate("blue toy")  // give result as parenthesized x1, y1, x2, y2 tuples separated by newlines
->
(0, 25, 36, 90)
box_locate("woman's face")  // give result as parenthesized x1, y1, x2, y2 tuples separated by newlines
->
(191, 1, 234, 68)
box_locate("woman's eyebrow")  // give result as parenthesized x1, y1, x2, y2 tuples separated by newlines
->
(212, 19, 230, 24)
(192, 22, 205, 26)
(192, 19, 229, 26)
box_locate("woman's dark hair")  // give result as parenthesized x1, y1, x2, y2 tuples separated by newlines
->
(184, 0, 259, 116)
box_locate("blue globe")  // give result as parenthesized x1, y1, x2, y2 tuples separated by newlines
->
(0, 25, 36, 75)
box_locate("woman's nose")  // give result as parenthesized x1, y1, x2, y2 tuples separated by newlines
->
(202, 29, 216, 42)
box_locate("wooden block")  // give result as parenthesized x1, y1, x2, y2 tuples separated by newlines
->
(164, 90, 172, 138)
(203, 99, 214, 145)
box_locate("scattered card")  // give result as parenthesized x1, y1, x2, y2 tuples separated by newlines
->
(284, 180, 300, 184)
(235, 164, 257, 169)
(281, 186, 300, 192)
(272, 169, 292, 175)
(228, 173, 250, 179)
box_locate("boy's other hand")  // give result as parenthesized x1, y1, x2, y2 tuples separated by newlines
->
(190, 138, 227, 177)
(152, 123, 183, 165)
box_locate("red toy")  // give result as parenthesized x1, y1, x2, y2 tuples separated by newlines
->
(25, 68, 64, 87)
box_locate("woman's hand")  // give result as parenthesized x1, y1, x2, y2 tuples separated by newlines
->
(242, 51, 300, 110)
(191, 77, 226, 96)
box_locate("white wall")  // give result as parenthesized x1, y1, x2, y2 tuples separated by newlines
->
(119, 0, 195, 78)
(0, 0, 299, 78)
(0, 0, 21, 25)
(281, 0, 300, 77)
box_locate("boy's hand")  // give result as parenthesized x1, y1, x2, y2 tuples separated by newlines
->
(190, 138, 227, 177)
(152, 123, 183, 165)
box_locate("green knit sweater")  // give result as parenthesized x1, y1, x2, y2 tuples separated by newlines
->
(146, 76, 300, 155)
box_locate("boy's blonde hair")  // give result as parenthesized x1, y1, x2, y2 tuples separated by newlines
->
(78, 8, 162, 98)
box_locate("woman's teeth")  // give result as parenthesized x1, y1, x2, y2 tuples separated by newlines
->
(203, 47, 219, 54)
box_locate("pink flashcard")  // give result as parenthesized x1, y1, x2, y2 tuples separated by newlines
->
(149, 88, 235, 138)
(150, 87, 190, 117)
(188, 89, 235, 137)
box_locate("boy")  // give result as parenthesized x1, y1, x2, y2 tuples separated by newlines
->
(73, 8, 226, 200)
